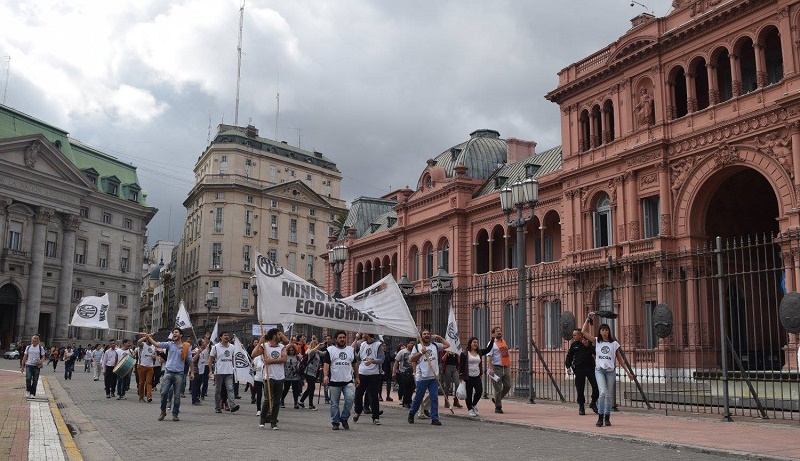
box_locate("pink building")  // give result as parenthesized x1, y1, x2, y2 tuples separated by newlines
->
(328, 1, 800, 419)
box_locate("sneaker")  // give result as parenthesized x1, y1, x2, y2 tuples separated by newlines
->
(215, 409, 222, 413)
(495, 407, 504, 414)
(416, 412, 428, 420)
(468, 409, 477, 417)
(271, 423, 278, 431)
(324, 399, 330, 404)
(371, 410, 384, 417)
(294, 404, 299, 409)
(259, 423, 265, 428)
(158, 412, 167, 421)
(25, 392, 30, 398)
(256, 410, 261, 416)
(453, 401, 463, 408)
(231, 404, 240, 413)
(297, 401, 305, 408)
(172, 414, 180, 421)
(331, 424, 339, 430)
(353, 413, 360, 422)
(444, 401, 450, 409)
(341, 419, 349, 430)
(308, 405, 317, 411)
(423, 409, 431, 417)
(372, 419, 381, 425)
(431, 419, 441, 426)
(280, 403, 285, 409)
(474, 408, 480, 416)
(235, 395, 242, 399)
(386, 396, 394, 402)
(192, 401, 201, 405)
(407, 413, 415, 424)
(139, 398, 145, 402)
(106, 394, 111, 399)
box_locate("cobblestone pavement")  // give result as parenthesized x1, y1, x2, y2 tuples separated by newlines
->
(1, 361, 771, 461)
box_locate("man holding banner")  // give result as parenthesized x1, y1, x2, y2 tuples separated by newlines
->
(408, 330, 450, 426)
(139, 328, 194, 421)
(252, 328, 289, 430)
(323, 331, 359, 430)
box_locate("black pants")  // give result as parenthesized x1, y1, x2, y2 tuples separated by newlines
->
(574, 367, 599, 406)
(104, 365, 118, 396)
(281, 379, 302, 405)
(253, 381, 264, 410)
(354, 373, 381, 419)
(397, 372, 414, 406)
(152, 366, 162, 389)
(465, 376, 482, 410)
(260, 379, 283, 425)
(299, 375, 317, 404)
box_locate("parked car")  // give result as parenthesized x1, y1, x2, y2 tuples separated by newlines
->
(3, 350, 19, 360)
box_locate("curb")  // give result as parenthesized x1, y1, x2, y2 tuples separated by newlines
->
(381, 400, 795, 461)
(41, 377, 84, 461)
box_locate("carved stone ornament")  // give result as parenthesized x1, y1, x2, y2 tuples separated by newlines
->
(712, 143, 742, 169)
(34, 207, 55, 224)
(24, 141, 43, 168)
(756, 130, 792, 177)
(63, 214, 83, 232)
(670, 156, 696, 192)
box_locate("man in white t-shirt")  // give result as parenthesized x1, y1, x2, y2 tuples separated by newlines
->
(323, 330, 359, 430)
(353, 333, 384, 424)
(20, 335, 46, 399)
(115, 339, 134, 400)
(408, 329, 449, 426)
(209, 332, 240, 414)
(137, 340, 158, 402)
(251, 328, 289, 430)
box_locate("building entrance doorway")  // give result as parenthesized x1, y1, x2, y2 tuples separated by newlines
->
(0, 284, 19, 350)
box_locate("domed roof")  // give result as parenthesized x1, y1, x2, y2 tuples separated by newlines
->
(430, 129, 507, 180)
(149, 259, 164, 280)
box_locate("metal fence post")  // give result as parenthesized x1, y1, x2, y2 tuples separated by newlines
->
(715, 236, 733, 422)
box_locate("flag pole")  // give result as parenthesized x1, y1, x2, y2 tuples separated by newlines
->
(259, 323, 273, 415)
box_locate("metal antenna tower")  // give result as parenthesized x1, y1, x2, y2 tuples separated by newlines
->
(2, 56, 10, 105)
(207, 110, 212, 145)
(275, 74, 280, 140)
(234, 1, 245, 126)
(289, 127, 302, 148)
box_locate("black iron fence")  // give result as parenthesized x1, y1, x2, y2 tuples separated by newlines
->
(448, 232, 800, 420)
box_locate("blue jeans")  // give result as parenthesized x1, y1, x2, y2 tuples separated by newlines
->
(328, 383, 354, 424)
(409, 378, 439, 420)
(595, 369, 616, 415)
(160, 371, 184, 415)
(25, 365, 41, 395)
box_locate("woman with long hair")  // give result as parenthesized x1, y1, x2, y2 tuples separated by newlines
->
(459, 337, 484, 417)
(281, 344, 302, 408)
(298, 340, 324, 410)
(581, 313, 634, 427)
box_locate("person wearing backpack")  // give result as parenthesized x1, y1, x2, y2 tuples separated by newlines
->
(21, 336, 46, 398)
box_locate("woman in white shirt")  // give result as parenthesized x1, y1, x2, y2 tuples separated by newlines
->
(582, 313, 634, 427)
(459, 337, 485, 417)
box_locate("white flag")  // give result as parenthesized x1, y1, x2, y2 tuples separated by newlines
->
(210, 318, 219, 344)
(254, 252, 418, 337)
(445, 301, 461, 353)
(175, 301, 192, 330)
(70, 294, 110, 329)
(233, 336, 254, 386)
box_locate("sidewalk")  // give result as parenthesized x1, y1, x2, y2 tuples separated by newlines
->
(0, 368, 80, 461)
(434, 394, 800, 460)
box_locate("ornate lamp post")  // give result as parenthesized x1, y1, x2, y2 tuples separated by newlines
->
(328, 244, 349, 299)
(398, 274, 416, 339)
(251, 274, 258, 315)
(499, 163, 539, 401)
(429, 267, 453, 334)
(204, 291, 214, 334)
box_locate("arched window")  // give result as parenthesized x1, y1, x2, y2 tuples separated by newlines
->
(602, 100, 615, 143)
(544, 299, 562, 348)
(439, 240, 450, 273)
(591, 105, 602, 147)
(692, 58, 709, 111)
(409, 246, 420, 281)
(738, 37, 757, 94)
(593, 193, 612, 248)
(714, 48, 733, 102)
(598, 286, 616, 336)
(579, 110, 590, 152)
(425, 244, 435, 278)
(672, 67, 688, 118)
(763, 27, 783, 85)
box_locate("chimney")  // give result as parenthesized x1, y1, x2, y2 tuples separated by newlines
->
(506, 138, 536, 164)
(246, 125, 258, 138)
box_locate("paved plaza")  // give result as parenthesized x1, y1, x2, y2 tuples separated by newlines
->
(1, 360, 799, 460)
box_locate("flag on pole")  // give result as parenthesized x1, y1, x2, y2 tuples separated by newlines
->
(284, 323, 294, 337)
(175, 301, 192, 330)
(210, 318, 219, 344)
(70, 294, 110, 329)
(233, 336, 254, 386)
(445, 301, 461, 353)
(254, 252, 418, 337)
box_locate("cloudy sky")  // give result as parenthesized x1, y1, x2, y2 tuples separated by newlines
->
(1, 0, 674, 244)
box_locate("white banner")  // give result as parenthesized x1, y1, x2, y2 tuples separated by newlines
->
(210, 318, 219, 344)
(254, 252, 418, 337)
(70, 294, 110, 329)
(251, 324, 277, 337)
(233, 336, 254, 385)
(175, 301, 192, 330)
(445, 301, 462, 353)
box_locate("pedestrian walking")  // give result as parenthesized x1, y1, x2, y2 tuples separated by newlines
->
(408, 329, 450, 426)
(50, 346, 59, 371)
(352, 333, 384, 424)
(102, 340, 119, 398)
(280, 344, 303, 409)
(393, 339, 416, 408)
(441, 349, 462, 409)
(381, 342, 395, 402)
(582, 313, 634, 427)
(252, 328, 289, 430)
(21, 336, 46, 399)
(252, 353, 265, 416)
(91, 344, 104, 381)
(298, 340, 324, 410)
(115, 339, 134, 399)
(84, 344, 93, 372)
(190, 339, 207, 405)
(209, 332, 240, 414)
(322, 331, 358, 430)
(137, 339, 158, 402)
(459, 337, 485, 417)
(482, 326, 511, 414)
(63, 345, 75, 380)
(565, 329, 599, 415)
(138, 328, 194, 421)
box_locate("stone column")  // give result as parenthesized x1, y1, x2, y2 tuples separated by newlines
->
(730, 53, 742, 97)
(487, 238, 494, 271)
(665, 81, 675, 120)
(564, 190, 574, 254)
(753, 42, 767, 88)
(589, 112, 598, 148)
(55, 214, 81, 343)
(790, 121, 800, 193)
(625, 172, 639, 241)
(706, 62, 719, 105)
(24, 207, 54, 337)
(657, 161, 672, 237)
(686, 72, 697, 113)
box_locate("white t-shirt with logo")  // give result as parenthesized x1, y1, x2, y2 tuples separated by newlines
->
(595, 340, 620, 371)
(211, 343, 235, 375)
(358, 340, 382, 376)
(253, 355, 266, 382)
(413, 342, 444, 380)
(326, 345, 355, 384)
(139, 343, 157, 367)
(265, 343, 285, 380)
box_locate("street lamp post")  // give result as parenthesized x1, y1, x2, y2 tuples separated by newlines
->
(328, 244, 349, 299)
(429, 267, 453, 334)
(205, 291, 214, 334)
(499, 163, 539, 402)
(398, 274, 416, 340)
